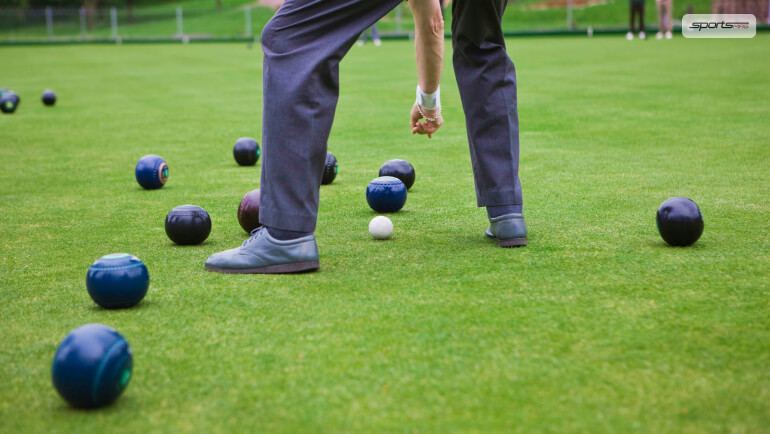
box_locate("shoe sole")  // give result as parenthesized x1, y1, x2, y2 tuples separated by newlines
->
(204, 261, 320, 274)
(485, 232, 527, 248)
(498, 238, 527, 248)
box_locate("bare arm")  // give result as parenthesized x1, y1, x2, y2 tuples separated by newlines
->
(409, 0, 444, 138)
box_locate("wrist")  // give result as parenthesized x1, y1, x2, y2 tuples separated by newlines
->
(416, 84, 440, 110)
(414, 102, 442, 123)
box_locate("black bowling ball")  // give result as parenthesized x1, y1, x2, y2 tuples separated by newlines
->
(233, 137, 260, 166)
(42, 89, 56, 106)
(165, 205, 212, 245)
(656, 197, 704, 246)
(322, 152, 338, 185)
(379, 159, 415, 190)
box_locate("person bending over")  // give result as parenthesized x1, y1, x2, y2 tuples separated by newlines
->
(205, 0, 444, 274)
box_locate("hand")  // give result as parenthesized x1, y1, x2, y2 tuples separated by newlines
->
(411, 104, 443, 139)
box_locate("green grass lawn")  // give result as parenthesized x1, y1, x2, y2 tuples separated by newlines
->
(1, 35, 769, 432)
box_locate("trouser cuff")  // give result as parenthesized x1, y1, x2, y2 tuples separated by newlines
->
(477, 189, 522, 208)
(261, 207, 317, 233)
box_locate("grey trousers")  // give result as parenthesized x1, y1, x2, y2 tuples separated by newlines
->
(259, 0, 402, 232)
(260, 0, 522, 232)
(453, 0, 523, 210)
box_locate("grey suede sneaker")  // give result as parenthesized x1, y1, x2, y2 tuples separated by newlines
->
(485, 213, 527, 248)
(205, 227, 320, 274)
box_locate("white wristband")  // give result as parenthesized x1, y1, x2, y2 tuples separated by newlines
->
(416, 84, 440, 110)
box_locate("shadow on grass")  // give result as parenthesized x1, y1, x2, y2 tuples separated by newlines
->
(86, 299, 156, 312)
(55, 394, 134, 414)
(165, 242, 212, 249)
(646, 239, 708, 250)
(133, 186, 173, 192)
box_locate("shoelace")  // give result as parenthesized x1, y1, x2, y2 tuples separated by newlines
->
(242, 226, 264, 246)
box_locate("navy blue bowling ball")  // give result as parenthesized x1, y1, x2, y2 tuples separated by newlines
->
(86, 254, 149, 308)
(322, 152, 338, 185)
(656, 197, 704, 246)
(0, 91, 19, 114)
(165, 205, 211, 245)
(379, 159, 415, 190)
(52, 324, 133, 409)
(233, 137, 260, 166)
(135, 155, 168, 190)
(366, 176, 407, 213)
(42, 89, 56, 106)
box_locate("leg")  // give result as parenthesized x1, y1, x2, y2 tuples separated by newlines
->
(452, 0, 526, 246)
(657, 2, 664, 34)
(206, 0, 402, 273)
(639, 2, 645, 33)
(630, 3, 636, 32)
(260, 0, 401, 233)
(452, 0, 522, 213)
(633, 3, 642, 32)
(666, 1, 673, 32)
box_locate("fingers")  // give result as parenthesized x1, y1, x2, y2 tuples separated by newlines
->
(412, 121, 441, 137)
(409, 104, 442, 138)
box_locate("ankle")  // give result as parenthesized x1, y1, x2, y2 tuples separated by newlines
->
(266, 226, 313, 241)
(486, 205, 522, 219)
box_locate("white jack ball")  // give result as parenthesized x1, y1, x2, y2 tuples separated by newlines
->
(369, 216, 393, 240)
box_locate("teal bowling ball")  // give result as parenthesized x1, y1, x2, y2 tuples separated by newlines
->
(135, 155, 168, 190)
(52, 324, 133, 408)
(366, 176, 407, 213)
(86, 254, 149, 309)
(0, 91, 19, 114)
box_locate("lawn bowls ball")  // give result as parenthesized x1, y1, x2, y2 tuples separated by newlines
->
(52, 324, 133, 409)
(369, 216, 393, 240)
(238, 189, 262, 234)
(656, 197, 704, 246)
(366, 176, 407, 213)
(233, 137, 260, 166)
(135, 155, 168, 190)
(379, 159, 415, 190)
(42, 90, 56, 106)
(0, 91, 19, 114)
(322, 152, 338, 185)
(86, 254, 149, 309)
(165, 205, 212, 245)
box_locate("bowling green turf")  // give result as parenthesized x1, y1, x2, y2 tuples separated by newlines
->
(1, 35, 769, 433)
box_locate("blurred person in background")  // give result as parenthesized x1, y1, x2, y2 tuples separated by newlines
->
(357, 24, 382, 46)
(656, 0, 673, 39)
(441, 0, 452, 19)
(627, 0, 647, 40)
